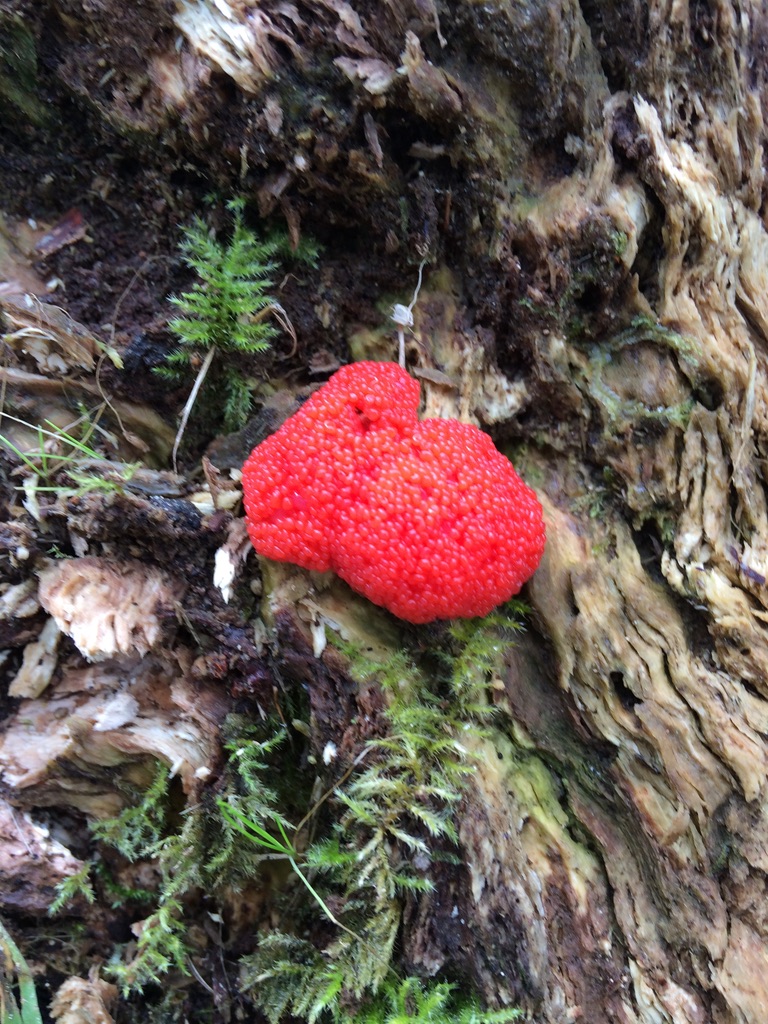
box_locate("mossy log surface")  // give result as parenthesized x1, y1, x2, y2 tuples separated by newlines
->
(1, 2, 768, 1023)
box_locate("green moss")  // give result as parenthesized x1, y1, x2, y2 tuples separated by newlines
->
(158, 198, 280, 434)
(69, 610, 527, 1019)
(239, 608, 526, 1023)
(610, 230, 629, 256)
(353, 977, 521, 1024)
(76, 721, 298, 994)
(584, 317, 698, 432)
(49, 863, 96, 916)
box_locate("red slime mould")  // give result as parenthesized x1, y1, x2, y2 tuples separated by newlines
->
(242, 361, 545, 623)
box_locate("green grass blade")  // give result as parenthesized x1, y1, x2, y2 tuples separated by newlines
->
(0, 917, 43, 1024)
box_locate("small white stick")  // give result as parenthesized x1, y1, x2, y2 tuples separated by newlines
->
(172, 345, 216, 473)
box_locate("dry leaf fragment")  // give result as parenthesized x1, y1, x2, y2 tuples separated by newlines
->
(264, 94, 284, 136)
(363, 112, 384, 168)
(34, 209, 87, 258)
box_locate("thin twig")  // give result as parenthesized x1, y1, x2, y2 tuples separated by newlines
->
(293, 747, 372, 841)
(187, 958, 216, 996)
(172, 345, 216, 473)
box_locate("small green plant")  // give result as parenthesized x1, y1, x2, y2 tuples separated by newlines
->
(351, 977, 521, 1024)
(87, 727, 293, 994)
(0, 411, 140, 501)
(239, 609, 525, 1023)
(0, 915, 44, 1024)
(48, 863, 96, 916)
(160, 198, 291, 467)
(218, 803, 360, 939)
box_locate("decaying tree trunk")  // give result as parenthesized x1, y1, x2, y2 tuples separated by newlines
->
(2, 2, 768, 1023)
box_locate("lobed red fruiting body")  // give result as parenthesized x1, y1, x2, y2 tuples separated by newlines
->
(242, 361, 545, 623)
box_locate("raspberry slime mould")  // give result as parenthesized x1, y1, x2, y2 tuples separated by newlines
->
(242, 361, 545, 624)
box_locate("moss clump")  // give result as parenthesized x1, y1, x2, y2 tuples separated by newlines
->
(57, 608, 527, 1021)
(75, 723, 294, 994)
(159, 197, 281, 435)
(239, 607, 526, 1023)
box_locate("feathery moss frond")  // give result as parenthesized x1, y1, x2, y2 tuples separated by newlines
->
(354, 977, 523, 1024)
(48, 862, 96, 916)
(161, 197, 281, 436)
(89, 722, 294, 993)
(83, 610, 527, 1018)
(240, 610, 526, 1022)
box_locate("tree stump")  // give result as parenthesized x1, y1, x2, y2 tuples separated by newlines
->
(1, 3, 767, 1023)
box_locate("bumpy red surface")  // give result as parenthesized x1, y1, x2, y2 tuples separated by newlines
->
(242, 361, 545, 623)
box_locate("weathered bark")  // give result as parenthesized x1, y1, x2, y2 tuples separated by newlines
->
(2, 2, 768, 1023)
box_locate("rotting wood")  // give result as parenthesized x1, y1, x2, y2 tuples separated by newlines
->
(2, 2, 768, 1023)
